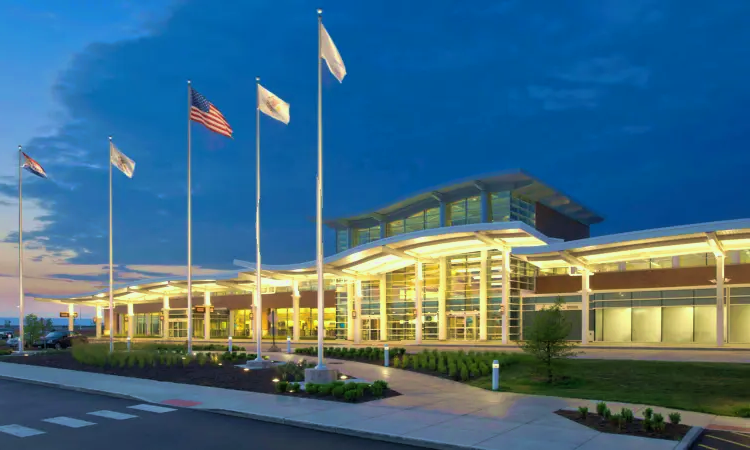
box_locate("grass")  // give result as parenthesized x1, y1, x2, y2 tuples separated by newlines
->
(468, 355, 750, 417)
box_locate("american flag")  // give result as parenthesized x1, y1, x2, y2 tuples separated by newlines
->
(190, 87, 233, 138)
(22, 152, 47, 178)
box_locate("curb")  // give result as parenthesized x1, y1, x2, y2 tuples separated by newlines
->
(0, 372, 470, 449)
(675, 426, 703, 450)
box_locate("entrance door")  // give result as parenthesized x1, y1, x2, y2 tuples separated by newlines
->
(168, 319, 187, 338)
(361, 317, 380, 341)
(448, 314, 479, 340)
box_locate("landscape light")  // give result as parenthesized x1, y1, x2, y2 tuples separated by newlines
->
(340, 375, 348, 380)
(272, 378, 280, 383)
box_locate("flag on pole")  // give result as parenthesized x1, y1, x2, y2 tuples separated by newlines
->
(320, 23, 346, 83)
(258, 84, 290, 124)
(190, 88, 233, 138)
(110, 143, 135, 178)
(21, 152, 47, 178)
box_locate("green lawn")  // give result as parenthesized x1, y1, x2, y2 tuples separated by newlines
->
(468, 355, 750, 417)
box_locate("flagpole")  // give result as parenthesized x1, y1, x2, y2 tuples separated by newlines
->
(254, 76, 263, 361)
(315, 8, 325, 370)
(187, 80, 193, 354)
(18, 145, 24, 353)
(108, 137, 114, 353)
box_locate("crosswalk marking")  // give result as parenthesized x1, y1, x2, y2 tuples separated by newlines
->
(88, 410, 138, 420)
(0, 424, 46, 437)
(127, 404, 177, 414)
(42, 416, 96, 428)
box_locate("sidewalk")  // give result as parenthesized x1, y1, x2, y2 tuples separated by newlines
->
(0, 356, 746, 450)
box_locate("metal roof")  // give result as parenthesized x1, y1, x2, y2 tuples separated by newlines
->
(324, 169, 604, 228)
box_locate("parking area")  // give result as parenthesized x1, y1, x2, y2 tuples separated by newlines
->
(692, 428, 750, 449)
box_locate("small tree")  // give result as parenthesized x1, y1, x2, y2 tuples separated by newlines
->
(519, 298, 578, 382)
(24, 314, 48, 347)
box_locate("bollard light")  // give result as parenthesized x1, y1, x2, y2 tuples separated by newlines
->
(286, 336, 292, 354)
(228, 336, 233, 353)
(126, 336, 131, 352)
(492, 360, 500, 391)
(384, 344, 390, 367)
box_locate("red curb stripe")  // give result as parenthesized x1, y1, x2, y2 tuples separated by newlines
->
(162, 399, 202, 407)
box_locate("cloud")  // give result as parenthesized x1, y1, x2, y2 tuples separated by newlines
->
(526, 85, 600, 111)
(555, 56, 650, 88)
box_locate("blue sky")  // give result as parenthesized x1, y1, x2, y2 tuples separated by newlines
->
(1, 0, 749, 316)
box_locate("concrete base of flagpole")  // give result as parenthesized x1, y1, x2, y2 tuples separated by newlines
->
(243, 359, 274, 369)
(305, 367, 338, 384)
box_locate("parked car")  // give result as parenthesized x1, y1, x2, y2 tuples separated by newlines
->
(0, 329, 13, 340)
(5, 337, 19, 348)
(33, 331, 88, 349)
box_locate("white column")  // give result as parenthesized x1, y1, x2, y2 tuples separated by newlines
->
(438, 256, 447, 340)
(354, 280, 363, 344)
(162, 296, 170, 339)
(415, 261, 423, 344)
(95, 306, 102, 338)
(717, 255, 725, 347)
(346, 281, 355, 341)
(127, 303, 134, 339)
(203, 291, 211, 340)
(379, 275, 388, 341)
(479, 250, 488, 341)
(292, 280, 300, 341)
(581, 269, 591, 345)
(501, 247, 511, 344)
(68, 304, 74, 331)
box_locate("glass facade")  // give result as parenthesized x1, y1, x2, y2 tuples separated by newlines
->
(386, 266, 416, 341)
(490, 192, 536, 226)
(448, 196, 481, 226)
(134, 313, 161, 336)
(539, 252, 741, 276)
(336, 229, 349, 253)
(422, 262, 440, 340)
(352, 225, 381, 247)
(335, 284, 348, 340)
(387, 208, 440, 237)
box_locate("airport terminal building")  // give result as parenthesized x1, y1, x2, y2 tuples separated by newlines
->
(35, 170, 750, 347)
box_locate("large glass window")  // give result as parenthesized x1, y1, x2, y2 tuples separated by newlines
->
(352, 225, 381, 247)
(448, 197, 481, 226)
(336, 229, 349, 253)
(233, 309, 253, 338)
(490, 191, 535, 226)
(422, 263, 440, 340)
(447, 253, 481, 312)
(135, 313, 161, 336)
(386, 208, 440, 237)
(386, 266, 416, 341)
(335, 284, 348, 340)
(361, 280, 380, 316)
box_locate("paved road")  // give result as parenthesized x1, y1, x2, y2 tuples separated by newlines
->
(691, 428, 750, 449)
(0, 380, 417, 450)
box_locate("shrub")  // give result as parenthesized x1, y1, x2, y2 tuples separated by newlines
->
(437, 360, 446, 374)
(371, 385, 384, 398)
(596, 402, 607, 417)
(332, 386, 345, 398)
(344, 390, 357, 402)
(460, 365, 469, 381)
(603, 408, 611, 420)
(668, 412, 681, 425)
(448, 363, 457, 380)
(344, 383, 358, 392)
(479, 362, 490, 376)
(402, 355, 410, 369)
(736, 407, 750, 418)
(578, 406, 588, 419)
(643, 407, 653, 420)
(289, 383, 301, 393)
(428, 358, 437, 371)
(653, 413, 666, 432)
(609, 413, 622, 429)
(410, 355, 419, 370)
(275, 381, 288, 393)
(319, 384, 333, 396)
(357, 383, 371, 394)
(653, 413, 664, 426)
(305, 383, 318, 395)
(643, 418, 653, 431)
(373, 380, 388, 390)
(393, 357, 401, 368)
(621, 408, 634, 423)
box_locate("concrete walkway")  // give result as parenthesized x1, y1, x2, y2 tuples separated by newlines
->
(0, 357, 747, 450)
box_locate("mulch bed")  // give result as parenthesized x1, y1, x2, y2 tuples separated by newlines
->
(1, 352, 399, 403)
(555, 410, 692, 441)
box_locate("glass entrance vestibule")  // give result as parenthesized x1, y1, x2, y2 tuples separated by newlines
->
(447, 312, 479, 340)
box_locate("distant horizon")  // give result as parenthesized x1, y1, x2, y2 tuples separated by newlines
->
(0, 316, 94, 327)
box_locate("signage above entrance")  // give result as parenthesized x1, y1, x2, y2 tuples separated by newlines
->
(194, 306, 215, 313)
(59, 312, 79, 318)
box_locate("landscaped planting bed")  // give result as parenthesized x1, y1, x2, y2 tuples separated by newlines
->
(0, 344, 397, 403)
(556, 403, 691, 441)
(297, 346, 750, 417)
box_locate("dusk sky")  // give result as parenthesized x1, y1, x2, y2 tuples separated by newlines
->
(2, 0, 749, 318)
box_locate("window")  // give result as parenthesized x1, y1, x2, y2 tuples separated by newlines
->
(386, 208, 441, 237)
(352, 225, 380, 247)
(336, 229, 349, 253)
(491, 191, 535, 226)
(448, 197, 481, 226)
